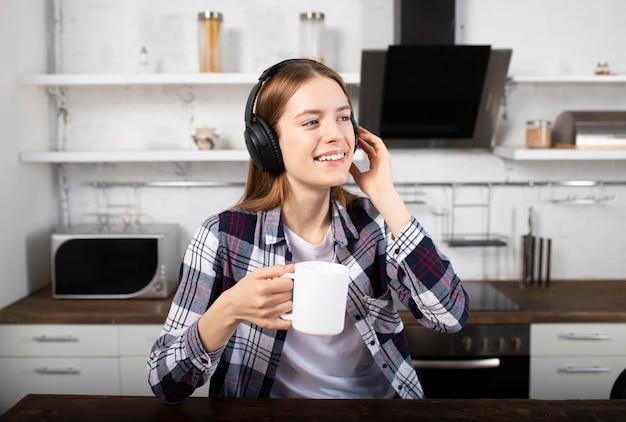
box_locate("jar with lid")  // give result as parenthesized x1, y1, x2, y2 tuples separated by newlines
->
(594, 61, 611, 75)
(198, 11, 223, 73)
(300, 12, 325, 63)
(526, 120, 552, 148)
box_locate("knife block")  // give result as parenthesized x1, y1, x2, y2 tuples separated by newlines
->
(522, 236, 552, 287)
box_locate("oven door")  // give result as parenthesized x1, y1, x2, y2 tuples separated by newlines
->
(413, 355, 529, 398)
(406, 324, 530, 399)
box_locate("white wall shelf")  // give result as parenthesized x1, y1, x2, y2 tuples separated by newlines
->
(17, 72, 626, 165)
(20, 147, 625, 164)
(18, 73, 626, 87)
(17, 72, 361, 86)
(20, 149, 366, 164)
(494, 146, 626, 161)
(509, 75, 626, 84)
(19, 149, 253, 163)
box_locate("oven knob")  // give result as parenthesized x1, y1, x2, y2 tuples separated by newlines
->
(478, 337, 489, 352)
(461, 337, 473, 352)
(496, 337, 506, 351)
(512, 336, 523, 351)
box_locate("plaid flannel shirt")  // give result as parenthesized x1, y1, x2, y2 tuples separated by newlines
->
(148, 196, 468, 403)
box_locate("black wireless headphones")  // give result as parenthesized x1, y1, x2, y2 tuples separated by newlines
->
(244, 58, 358, 173)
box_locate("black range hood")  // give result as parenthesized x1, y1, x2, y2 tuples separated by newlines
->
(359, 1, 512, 149)
(359, 45, 511, 149)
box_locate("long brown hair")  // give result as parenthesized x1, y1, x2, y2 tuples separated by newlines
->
(235, 60, 358, 211)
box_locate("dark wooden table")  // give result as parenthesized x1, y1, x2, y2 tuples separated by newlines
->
(1, 394, 625, 422)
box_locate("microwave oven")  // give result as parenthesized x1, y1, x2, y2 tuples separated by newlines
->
(51, 223, 180, 299)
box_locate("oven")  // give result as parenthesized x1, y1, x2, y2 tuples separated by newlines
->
(400, 282, 529, 398)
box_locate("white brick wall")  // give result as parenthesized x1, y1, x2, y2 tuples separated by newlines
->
(16, 0, 626, 285)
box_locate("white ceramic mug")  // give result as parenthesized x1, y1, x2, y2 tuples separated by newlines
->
(281, 261, 351, 336)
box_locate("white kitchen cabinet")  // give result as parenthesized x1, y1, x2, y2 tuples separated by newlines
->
(0, 324, 118, 356)
(530, 323, 626, 399)
(0, 357, 119, 410)
(0, 323, 212, 413)
(118, 324, 210, 398)
(118, 324, 162, 396)
(0, 324, 119, 412)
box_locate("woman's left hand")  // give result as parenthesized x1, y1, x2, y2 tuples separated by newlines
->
(349, 126, 412, 238)
(349, 126, 395, 199)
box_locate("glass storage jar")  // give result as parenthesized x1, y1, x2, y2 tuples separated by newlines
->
(526, 119, 552, 148)
(300, 12, 325, 63)
(198, 11, 223, 73)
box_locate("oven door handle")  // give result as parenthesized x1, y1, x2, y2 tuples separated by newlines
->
(412, 358, 501, 370)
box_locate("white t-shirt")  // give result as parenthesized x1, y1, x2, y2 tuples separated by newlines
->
(270, 225, 396, 398)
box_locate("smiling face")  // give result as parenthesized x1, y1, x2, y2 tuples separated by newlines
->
(274, 76, 356, 194)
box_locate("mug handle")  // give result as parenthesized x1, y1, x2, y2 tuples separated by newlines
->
(279, 272, 295, 320)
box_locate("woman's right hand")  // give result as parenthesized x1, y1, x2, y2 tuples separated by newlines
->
(197, 264, 295, 352)
(224, 264, 295, 328)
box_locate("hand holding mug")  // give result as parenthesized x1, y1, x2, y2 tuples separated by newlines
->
(224, 264, 295, 330)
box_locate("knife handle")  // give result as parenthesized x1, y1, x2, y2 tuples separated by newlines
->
(530, 236, 537, 284)
(537, 237, 544, 286)
(545, 238, 552, 287)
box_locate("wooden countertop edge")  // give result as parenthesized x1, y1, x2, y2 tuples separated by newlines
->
(1, 281, 626, 325)
(401, 311, 626, 326)
(4, 311, 626, 325)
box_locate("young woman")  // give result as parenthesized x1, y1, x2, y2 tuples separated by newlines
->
(148, 59, 468, 402)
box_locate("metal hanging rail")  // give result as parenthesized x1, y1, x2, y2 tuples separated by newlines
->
(84, 180, 626, 189)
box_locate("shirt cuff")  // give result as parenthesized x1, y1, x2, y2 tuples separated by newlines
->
(386, 216, 425, 263)
(187, 320, 223, 370)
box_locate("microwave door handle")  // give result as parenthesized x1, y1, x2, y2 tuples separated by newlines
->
(34, 367, 81, 375)
(33, 335, 79, 342)
(412, 358, 501, 370)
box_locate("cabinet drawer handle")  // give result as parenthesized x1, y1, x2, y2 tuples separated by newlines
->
(412, 358, 500, 370)
(563, 333, 610, 341)
(34, 367, 81, 375)
(33, 335, 79, 343)
(559, 366, 611, 373)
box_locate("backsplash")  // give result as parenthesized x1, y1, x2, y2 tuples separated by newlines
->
(48, 0, 626, 281)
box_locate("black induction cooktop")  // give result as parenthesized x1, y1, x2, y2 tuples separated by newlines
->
(462, 282, 520, 311)
(392, 282, 520, 312)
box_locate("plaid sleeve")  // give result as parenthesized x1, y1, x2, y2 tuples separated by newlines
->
(387, 216, 469, 333)
(147, 215, 224, 404)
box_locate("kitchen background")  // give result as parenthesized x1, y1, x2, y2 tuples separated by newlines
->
(1, 0, 625, 309)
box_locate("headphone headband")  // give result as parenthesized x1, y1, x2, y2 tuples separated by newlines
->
(244, 59, 321, 131)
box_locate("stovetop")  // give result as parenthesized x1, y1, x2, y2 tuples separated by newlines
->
(463, 282, 521, 311)
(395, 282, 527, 356)
(392, 282, 520, 312)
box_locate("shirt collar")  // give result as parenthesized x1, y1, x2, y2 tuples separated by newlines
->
(263, 198, 359, 247)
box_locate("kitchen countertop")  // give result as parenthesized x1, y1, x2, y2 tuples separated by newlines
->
(462, 279, 626, 325)
(0, 280, 625, 325)
(1, 394, 624, 422)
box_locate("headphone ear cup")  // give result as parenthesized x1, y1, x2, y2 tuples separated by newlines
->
(257, 117, 283, 172)
(244, 117, 283, 173)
